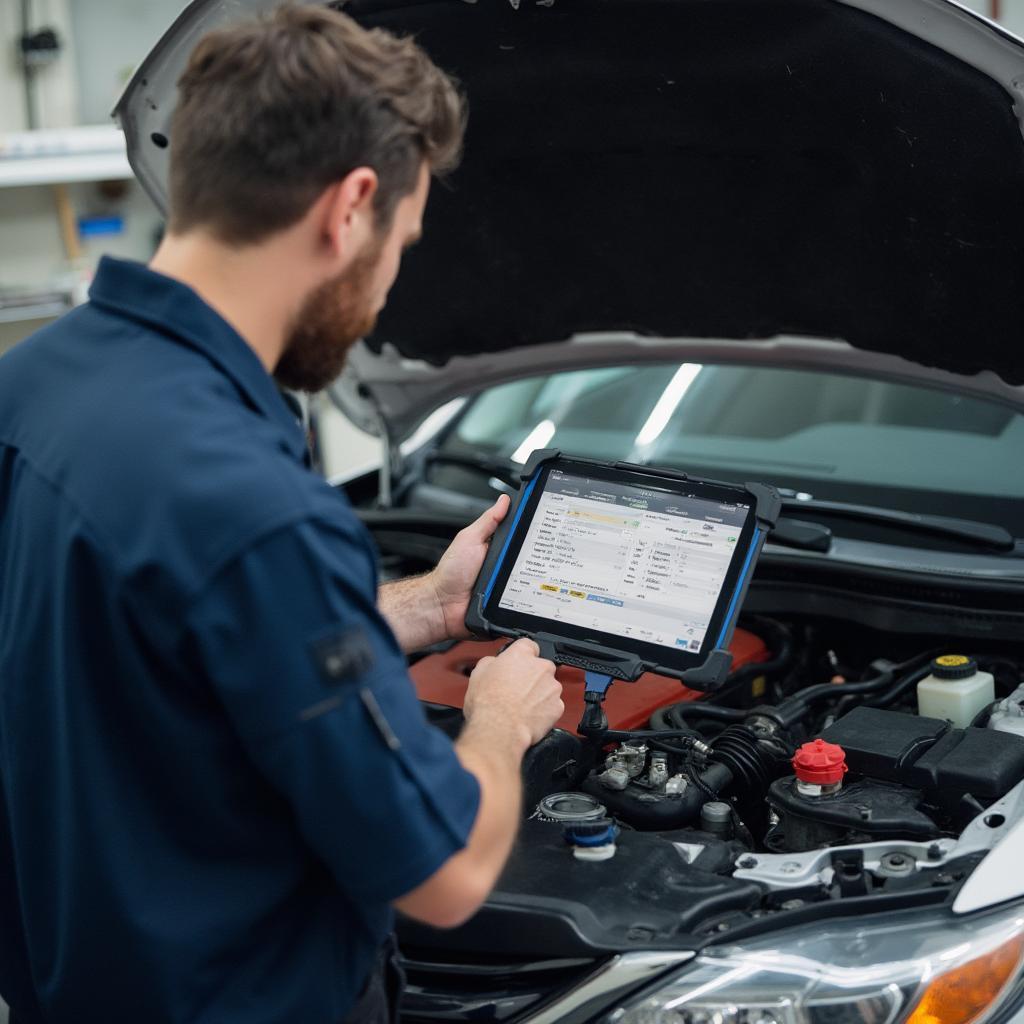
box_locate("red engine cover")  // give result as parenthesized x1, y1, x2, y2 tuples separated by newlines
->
(410, 628, 769, 734)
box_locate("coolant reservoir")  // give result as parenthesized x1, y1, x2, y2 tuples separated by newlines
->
(917, 655, 994, 728)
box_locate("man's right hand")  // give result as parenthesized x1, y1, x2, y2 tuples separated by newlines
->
(463, 638, 564, 748)
(393, 640, 562, 929)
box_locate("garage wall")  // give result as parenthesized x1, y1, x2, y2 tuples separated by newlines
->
(0, 0, 174, 360)
(67, 0, 185, 125)
(0, 0, 79, 133)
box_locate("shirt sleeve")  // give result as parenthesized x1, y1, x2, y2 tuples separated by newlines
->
(181, 516, 481, 906)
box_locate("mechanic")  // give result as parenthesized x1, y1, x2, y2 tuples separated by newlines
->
(0, 6, 563, 1024)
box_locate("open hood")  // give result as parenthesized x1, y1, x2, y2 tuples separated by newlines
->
(117, 0, 1024, 434)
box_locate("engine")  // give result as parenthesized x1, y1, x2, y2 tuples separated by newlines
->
(405, 616, 1024, 957)
(552, 638, 1024, 857)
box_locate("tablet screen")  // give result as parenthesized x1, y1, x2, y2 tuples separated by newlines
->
(486, 464, 757, 666)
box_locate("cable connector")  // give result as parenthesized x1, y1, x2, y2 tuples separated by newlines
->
(579, 672, 614, 737)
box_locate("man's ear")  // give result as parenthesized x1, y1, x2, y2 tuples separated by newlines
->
(320, 167, 379, 262)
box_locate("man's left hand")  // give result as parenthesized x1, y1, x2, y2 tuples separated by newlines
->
(430, 494, 510, 641)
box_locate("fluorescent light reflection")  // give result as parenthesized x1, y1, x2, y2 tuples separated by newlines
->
(634, 363, 703, 448)
(400, 397, 467, 455)
(511, 419, 556, 464)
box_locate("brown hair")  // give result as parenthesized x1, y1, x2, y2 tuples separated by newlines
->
(167, 3, 465, 243)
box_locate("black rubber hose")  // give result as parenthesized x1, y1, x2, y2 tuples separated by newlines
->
(604, 723, 711, 756)
(601, 728, 704, 742)
(647, 735, 702, 757)
(782, 649, 949, 725)
(833, 663, 934, 718)
(775, 665, 897, 727)
(852, 652, 1017, 718)
(975, 656, 1023, 695)
(649, 703, 748, 732)
(727, 616, 795, 686)
(654, 659, 919, 733)
(709, 725, 774, 793)
(971, 699, 1001, 729)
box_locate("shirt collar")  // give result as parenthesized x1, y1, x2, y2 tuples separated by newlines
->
(88, 256, 309, 464)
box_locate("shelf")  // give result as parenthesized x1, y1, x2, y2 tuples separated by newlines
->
(0, 126, 132, 188)
(0, 300, 72, 324)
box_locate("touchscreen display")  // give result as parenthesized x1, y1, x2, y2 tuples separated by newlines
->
(497, 469, 750, 652)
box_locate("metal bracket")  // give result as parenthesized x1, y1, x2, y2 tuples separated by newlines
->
(369, 394, 403, 510)
(734, 778, 1024, 891)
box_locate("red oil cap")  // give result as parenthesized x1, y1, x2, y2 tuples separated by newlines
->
(793, 738, 848, 785)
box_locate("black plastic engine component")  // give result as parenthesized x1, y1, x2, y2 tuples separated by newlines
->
(580, 762, 733, 830)
(396, 947, 601, 1024)
(819, 707, 946, 781)
(580, 725, 784, 831)
(397, 819, 762, 956)
(768, 777, 941, 850)
(520, 728, 588, 811)
(708, 724, 788, 832)
(423, 704, 587, 811)
(767, 706, 1024, 850)
(906, 727, 1024, 803)
(821, 706, 1024, 804)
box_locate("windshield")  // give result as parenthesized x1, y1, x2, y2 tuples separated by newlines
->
(428, 364, 1024, 535)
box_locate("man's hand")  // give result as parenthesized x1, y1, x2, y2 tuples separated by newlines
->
(393, 638, 562, 929)
(463, 637, 563, 749)
(377, 495, 509, 653)
(429, 494, 510, 642)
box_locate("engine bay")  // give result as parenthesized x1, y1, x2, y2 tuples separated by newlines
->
(404, 612, 1024, 956)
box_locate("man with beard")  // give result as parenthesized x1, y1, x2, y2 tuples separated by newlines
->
(0, 6, 563, 1024)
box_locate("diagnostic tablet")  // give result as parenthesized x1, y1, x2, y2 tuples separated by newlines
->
(466, 451, 780, 691)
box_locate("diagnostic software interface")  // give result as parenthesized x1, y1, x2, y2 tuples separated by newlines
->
(498, 470, 749, 651)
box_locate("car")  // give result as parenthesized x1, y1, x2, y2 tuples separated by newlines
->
(118, 1, 1024, 1022)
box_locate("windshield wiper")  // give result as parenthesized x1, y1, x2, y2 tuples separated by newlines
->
(421, 458, 1017, 552)
(423, 452, 520, 490)
(778, 493, 1017, 553)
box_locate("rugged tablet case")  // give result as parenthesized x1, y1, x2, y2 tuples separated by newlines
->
(464, 449, 781, 693)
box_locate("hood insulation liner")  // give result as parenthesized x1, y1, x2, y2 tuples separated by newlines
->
(351, 0, 1024, 383)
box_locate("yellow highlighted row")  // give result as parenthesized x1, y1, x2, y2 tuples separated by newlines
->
(567, 509, 638, 527)
(539, 583, 586, 599)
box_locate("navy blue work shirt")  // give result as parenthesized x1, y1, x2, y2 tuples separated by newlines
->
(0, 256, 480, 1023)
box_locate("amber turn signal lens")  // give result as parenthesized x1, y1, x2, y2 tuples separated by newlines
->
(906, 931, 1024, 1024)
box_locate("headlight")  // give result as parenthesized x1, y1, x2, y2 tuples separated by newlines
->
(607, 906, 1024, 1024)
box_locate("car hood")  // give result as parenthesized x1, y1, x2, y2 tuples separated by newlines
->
(117, 0, 1024, 439)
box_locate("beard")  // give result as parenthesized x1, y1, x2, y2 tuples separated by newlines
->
(274, 240, 383, 393)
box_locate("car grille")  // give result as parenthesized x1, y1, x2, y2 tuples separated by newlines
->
(398, 949, 604, 1023)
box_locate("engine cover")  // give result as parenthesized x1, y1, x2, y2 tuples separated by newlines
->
(820, 706, 1024, 806)
(409, 628, 769, 734)
(768, 706, 1024, 851)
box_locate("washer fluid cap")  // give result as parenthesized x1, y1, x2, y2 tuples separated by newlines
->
(931, 654, 978, 680)
(563, 819, 618, 847)
(793, 738, 848, 785)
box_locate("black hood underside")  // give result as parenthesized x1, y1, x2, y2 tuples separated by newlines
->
(348, 0, 1024, 383)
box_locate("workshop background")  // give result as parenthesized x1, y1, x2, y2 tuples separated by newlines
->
(0, 0, 1020, 486)
(0, 1, 1020, 1022)
(0, 0, 1020, 484)
(0, 0, 388, 487)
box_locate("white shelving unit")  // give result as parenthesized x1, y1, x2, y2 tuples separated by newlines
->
(0, 298, 72, 324)
(0, 125, 132, 189)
